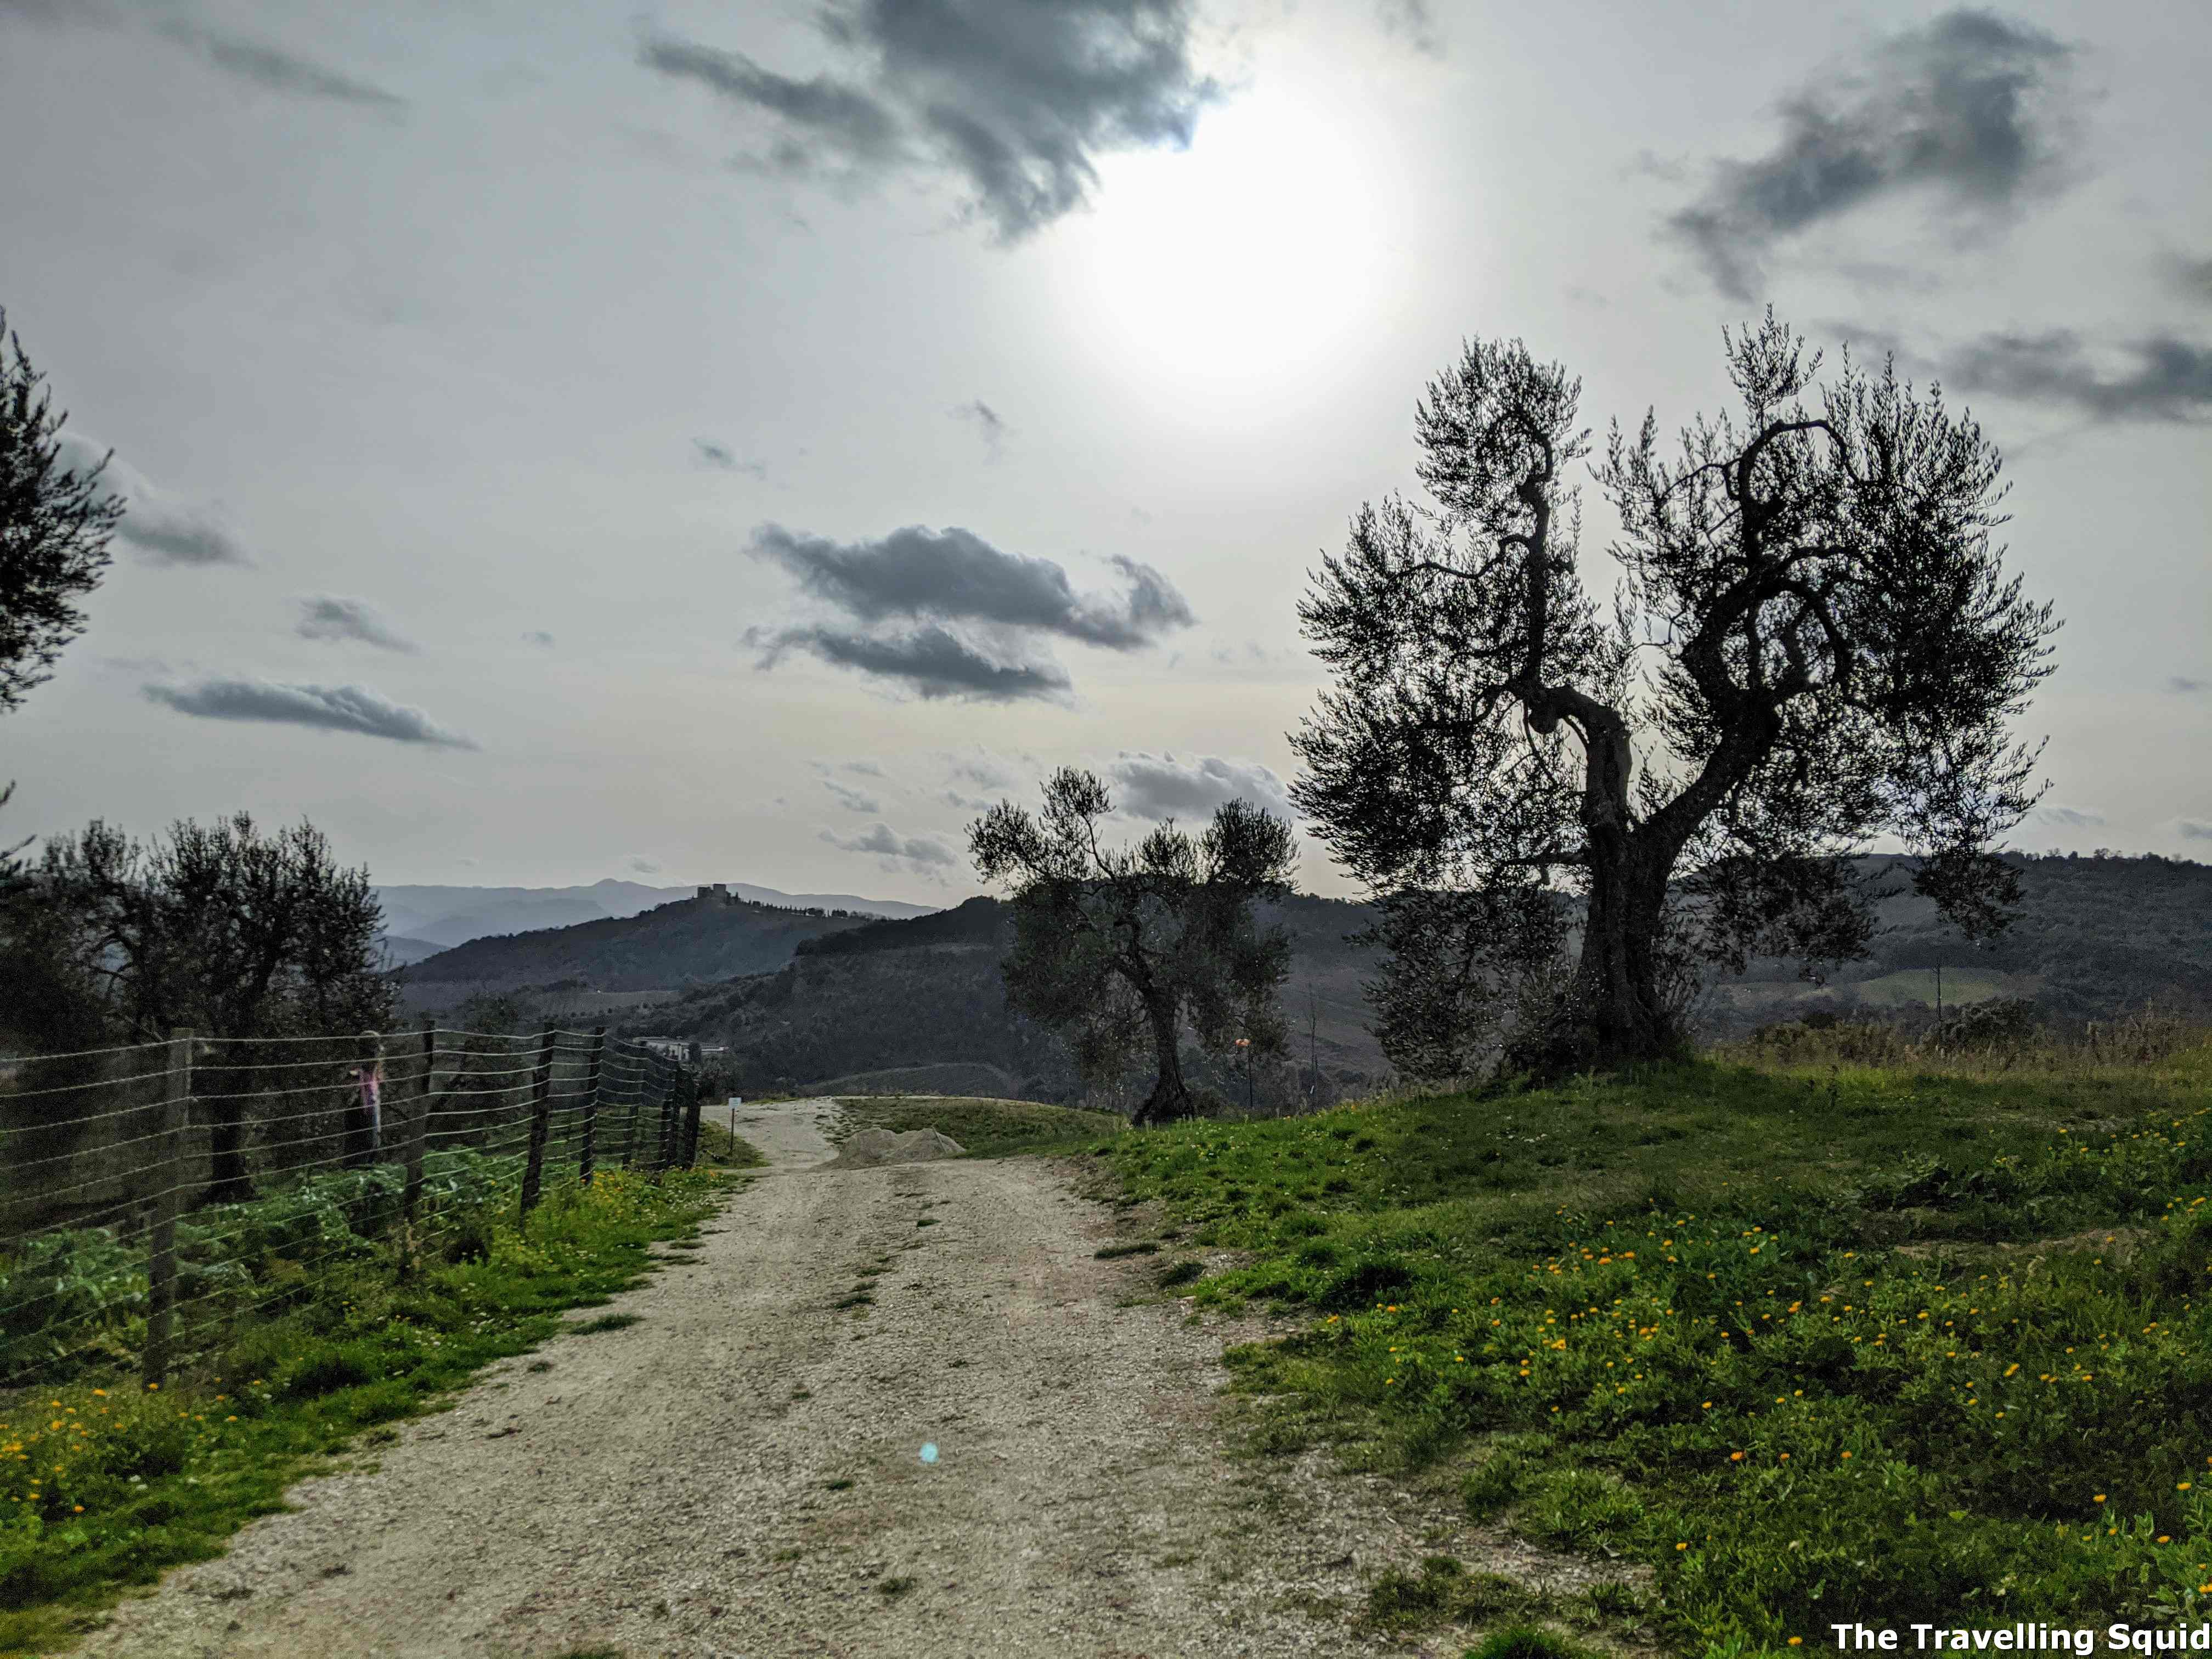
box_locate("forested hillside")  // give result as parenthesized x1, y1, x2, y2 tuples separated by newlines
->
(614, 855, 2210, 1099)
(395, 893, 878, 1012)
(1709, 852, 2212, 1028)
(632, 894, 1388, 1104)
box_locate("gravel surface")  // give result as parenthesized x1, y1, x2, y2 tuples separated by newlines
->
(71, 1099, 1588, 1659)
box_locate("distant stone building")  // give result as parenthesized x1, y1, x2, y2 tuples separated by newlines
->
(696, 882, 730, 901)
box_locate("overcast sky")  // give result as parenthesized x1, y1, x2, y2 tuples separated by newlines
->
(2, 0, 2207, 904)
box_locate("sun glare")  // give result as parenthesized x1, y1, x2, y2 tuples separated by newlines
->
(1051, 82, 1397, 407)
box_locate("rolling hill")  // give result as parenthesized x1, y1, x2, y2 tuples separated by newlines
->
(413, 854, 2210, 1096)
(375, 878, 935, 953)
(393, 890, 892, 1015)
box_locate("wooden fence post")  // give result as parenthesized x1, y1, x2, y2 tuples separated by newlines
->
(404, 1017, 433, 1220)
(579, 1027, 606, 1187)
(143, 1028, 194, 1388)
(520, 1028, 557, 1215)
(682, 1077, 702, 1171)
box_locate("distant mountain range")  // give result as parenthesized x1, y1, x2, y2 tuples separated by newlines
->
(636, 894, 1387, 1108)
(390, 855, 2212, 1098)
(375, 878, 938, 967)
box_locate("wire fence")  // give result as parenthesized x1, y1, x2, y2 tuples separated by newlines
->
(0, 1022, 702, 1391)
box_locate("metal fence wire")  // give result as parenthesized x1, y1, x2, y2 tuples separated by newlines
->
(0, 1023, 703, 1390)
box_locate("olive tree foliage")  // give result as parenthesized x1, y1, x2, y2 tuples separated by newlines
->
(0, 305, 125, 1071)
(1293, 313, 2059, 1079)
(0, 305, 122, 715)
(27, 812, 396, 1199)
(969, 769, 1296, 1125)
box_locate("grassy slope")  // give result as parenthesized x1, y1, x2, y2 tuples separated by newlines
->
(1099, 1043, 2212, 1655)
(829, 1094, 1125, 1159)
(0, 1169, 732, 1657)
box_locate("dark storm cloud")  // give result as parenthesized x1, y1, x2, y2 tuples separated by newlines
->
(749, 522, 1192, 648)
(819, 821, 958, 868)
(2182, 821, 2212, 842)
(950, 398, 1006, 457)
(143, 678, 475, 748)
(160, 24, 406, 108)
(1107, 752, 1293, 822)
(639, 0, 1218, 241)
(764, 625, 1072, 703)
(1943, 330, 2212, 422)
(52, 432, 251, 566)
(1666, 9, 2077, 300)
(296, 596, 418, 653)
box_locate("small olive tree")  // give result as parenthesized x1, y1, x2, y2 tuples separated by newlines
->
(33, 812, 395, 1199)
(1295, 313, 2058, 1077)
(969, 769, 1296, 1124)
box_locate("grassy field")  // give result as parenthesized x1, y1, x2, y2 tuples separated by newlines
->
(692, 1119, 768, 1169)
(1848, 968, 2021, 1008)
(0, 1167, 732, 1657)
(1097, 1034, 2212, 1656)
(829, 1094, 1125, 1159)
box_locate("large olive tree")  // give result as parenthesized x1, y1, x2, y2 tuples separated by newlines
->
(1294, 313, 2058, 1076)
(970, 769, 1296, 1124)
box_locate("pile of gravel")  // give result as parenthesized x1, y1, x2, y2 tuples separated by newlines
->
(824, 1126, 967, 1168)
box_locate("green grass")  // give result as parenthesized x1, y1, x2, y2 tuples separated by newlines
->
(1849, 968, 2016, 1008)
(1099, 1039, 2212, 1655)
(830, 1094, 1124, 1159)
(565, 1311, 644, 1334)
(0, 1167, 729, 1657)
(691, 1120, 766, 1169)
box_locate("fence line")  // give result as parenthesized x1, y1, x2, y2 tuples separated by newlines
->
(0, 1021, 703, 1389)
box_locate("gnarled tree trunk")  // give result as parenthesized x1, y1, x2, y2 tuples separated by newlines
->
(1562, 844, 1679, 1069)
(1132, 989, 1195, 1126)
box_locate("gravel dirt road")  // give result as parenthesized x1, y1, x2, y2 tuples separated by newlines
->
(72, 1100, 1575, 1659)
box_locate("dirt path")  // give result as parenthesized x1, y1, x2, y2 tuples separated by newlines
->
(74, 1101, 1554, 1659)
